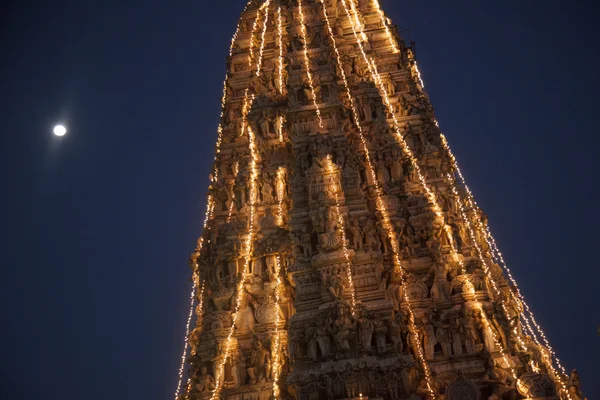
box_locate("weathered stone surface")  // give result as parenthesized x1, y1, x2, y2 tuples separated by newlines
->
(180, 1, 579, 399)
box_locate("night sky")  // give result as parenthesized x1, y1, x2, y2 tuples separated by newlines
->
(1, 0, 598, 399)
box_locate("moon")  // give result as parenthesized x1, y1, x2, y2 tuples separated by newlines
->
(53, 124, 67, 137)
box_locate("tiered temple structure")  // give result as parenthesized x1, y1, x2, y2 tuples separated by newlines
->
(176, 1, 584, 399)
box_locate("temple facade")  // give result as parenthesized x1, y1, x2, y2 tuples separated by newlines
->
(178, 1, 583, 399)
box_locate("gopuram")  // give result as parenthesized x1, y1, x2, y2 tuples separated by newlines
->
(174, 1, 585, 400)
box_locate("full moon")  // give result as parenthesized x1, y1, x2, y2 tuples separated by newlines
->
(53, 124, 67, 137)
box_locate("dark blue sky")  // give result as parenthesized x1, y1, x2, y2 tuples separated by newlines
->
(1, 0, 598, 399)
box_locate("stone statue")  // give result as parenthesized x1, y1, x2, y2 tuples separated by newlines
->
(358, 308, 374, 353)
(389, 311, 407, 354)
(300, 226, 313, 258)
(449, 313, 464, 356)
(195, 367, 216, 393)
(316, 317, 332, 359)
(433, 310, 452, 358)
(422, 308, 438, 360)
(247, 338, 271, 384)
(332, 303, 356, 354)
(305, 324, 319, 362)
(422, 258, 452, 306)
(231, 347, 247, 388)
(374, 318, 388, 354)
(349, 218, 363, 250)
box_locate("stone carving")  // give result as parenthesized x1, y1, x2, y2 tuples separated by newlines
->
(184, 2, 578, 398)
(247, 337, 272, 384)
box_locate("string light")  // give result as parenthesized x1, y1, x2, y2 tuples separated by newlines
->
(271, 254, 284, 398)
(371, 0, 398, 53)
(277, 7, 285, 95)
(340, 0, 469, 277)
(441, 132, 568, 377)
(255, 1, 271, 75)
(326, 154, 358, 315)
(210, 2, 270, 395)
(276, 167, 286, 227)
(227, 162, 241, 223)
(348, 0, 368, 42)
(248, 1, 270, 68)
(210, 124, 261, 400)
(174, 277, 201, 400)
(298, 0, 324, 129)
(319, 2, 436, 397)
(447, 173, 571, 396)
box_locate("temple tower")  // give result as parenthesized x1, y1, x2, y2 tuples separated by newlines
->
(176, 1, 583, 400)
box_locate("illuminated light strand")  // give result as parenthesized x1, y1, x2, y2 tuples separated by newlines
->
(413, 61, 425, 89)
(326, 154, 358, 316)
(339, 0, 464, 275)
(211, 3, 270, 394)
(174, 192, 217, 399)
(278, 115, 284, 143)
(338, 0, 520, 394)
(229, 1, 253, 56)
(371, 0, 398, 53)
(174, 194, 217, 399)
(271, 254, 284, 398)
(444, 143, 567, 375)
(348, 0, 368, 42)
(248, 2, 269, 68)
(276, 167, 286, 227)
(485, 227, 568, 375)
(214, 1, 254, 182)
(255, 1, 271, 75)
(319, 2, 436, 398)
(447, 173, 572, 396)
(173, 276, 201, 400)
(298, 0, 324, 129)
(439, 132, 570, 381)
(478, 306, 518, 379)
(227, 162, 241, 223)
(277, 7, 285, 95)
(210, 125, 260, 400)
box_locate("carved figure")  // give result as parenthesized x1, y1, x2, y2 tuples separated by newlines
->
(247, 338, 271, 384)
(195, 367, 216, 393)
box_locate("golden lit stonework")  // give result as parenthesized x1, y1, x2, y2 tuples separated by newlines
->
(174, 1, 583, 400)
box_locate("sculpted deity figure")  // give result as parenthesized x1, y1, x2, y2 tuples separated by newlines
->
(433, 310, 452, 358)
(449, 313, 464, 356)
(319, 222, 344, 251)
(363, 219, 381, 251)
(422, 309, 438, 360)
(261, 174, 274, 203)
(476, 310, 497, 353)
(422, 258, 451, 306)
(195, 367, 216, 393)
(373, 318, 388, 354)
(258, 109, 271, 137)
(332, 303, 356, 354)
(231, 347, 247, 388)
(315, 317, 332, 359)
(233, 285, 256, 334)
(305, 325, 319, 362)
(461, 310, 479, 353)
(300, 226, 313, 258)
(358, 308, 374, 353)
(349, 218, 363, 250)
(387, 150, 404, 183)
(247, 338, 271, 384)
(360, 96, 373, 121)
(376, 153, 390, 184)
(389, 311, 407, 354)
(324, 265, 344, 300)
